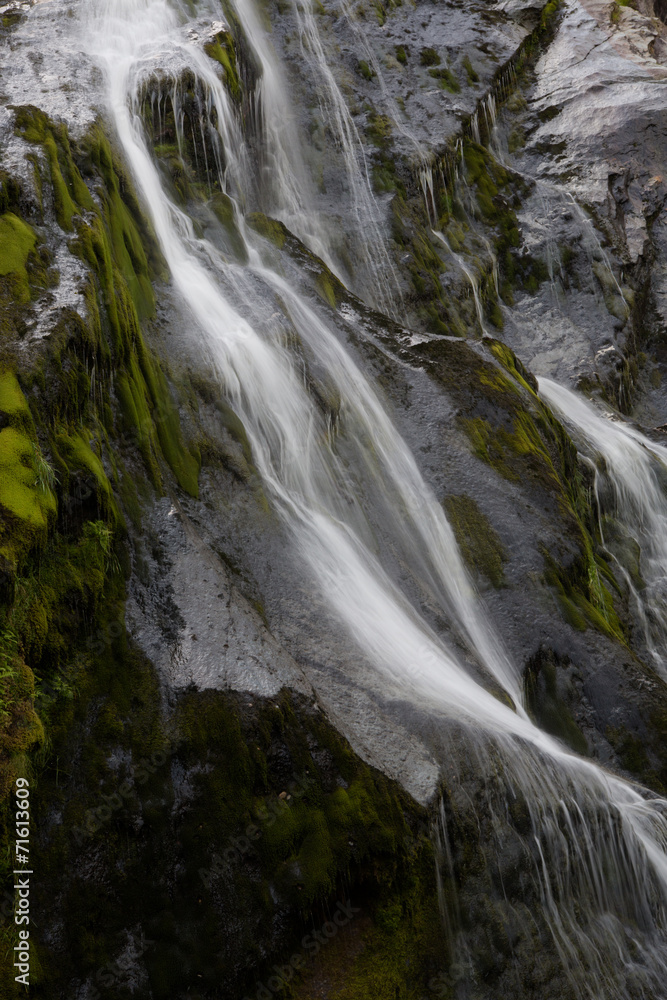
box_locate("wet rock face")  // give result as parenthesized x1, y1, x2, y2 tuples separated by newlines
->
(4, 0, 667, 996)
(31, 673, 444, 1000)
(499, 0, 667, 408)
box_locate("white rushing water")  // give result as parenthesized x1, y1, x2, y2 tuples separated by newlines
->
(432, 229, 489, 336)
(541, 376, 667, 678)
(225, 0, 338, 274)
(282, 0, 402, 313)
(80, 0, 667, 993)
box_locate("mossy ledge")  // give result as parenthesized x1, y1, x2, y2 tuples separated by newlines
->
(443, 493, 507, 589)
(22, 681, 447, 999)
(0, 110, 202, 843)
(409, 336, 627, 643)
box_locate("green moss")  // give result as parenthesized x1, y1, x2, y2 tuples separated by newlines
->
(357, 59, 375, 80)
(246, 211, 287, 249)
(366, 112, 393, 147)
(412, 338, 624, 642)
(0, 427, 56, 543)
(79, 128, 156, 319)
(0, 129, 202, 990)
(372, 157, 402, 194)
(316, 269, 343, 309)
(62, 129, 198, 496)
(116, 369, 160, 485)
(74, 217, 128, 352)
(0, 214, 37, 303)
(55, 432, 106, 487)
(487, 339, 538, 395)
(488, 299, 504, 329)
(433, 141, 541, 305)
(390, 195, 458, 333)
(543, 550, 625, 642)
(607, 725, 649, 774)
(209, 191, 248, 263)
(0, 371, 32, 426)
(150, 381, 200, 498)
(428, 67, 460, 93)
(463, 55, 479, 84)
(54, 430, 118, 519)
(292, 839, 441, 1000)
(464, 144, 502, 218)
(415, 340, 566, 497)
(395, 44, 408, 65)
(0, 656, 44, 793)
(43, 134, 78, 230)
(19, 656, 445, 999)
(443, 494, 506, 587)
(13, 106, 94, 232)
(460, 412, 551, 486)
(204, 34, 241, 101)
(0, 114, 200, 802)
(525, 651, 588, 754)
(508, 126, 526, 154)
(420, 47, 440, 66)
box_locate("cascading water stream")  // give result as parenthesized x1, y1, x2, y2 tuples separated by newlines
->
(86, 0, 520, 714)
(286, 0, 403, 315)
(83, 0, 667, 993)
(540, 377, 667, 678)
(223, 0, 338, 273)
(432, 229, 488, 336)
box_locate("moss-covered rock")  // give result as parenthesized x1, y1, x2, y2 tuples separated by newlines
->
(0, 110, 204, 830)
(443, 493, 507, 588)
(23, 680, 445, 1000)
(247, 210, 288, 249)
(408, 336, 625, 642)
(0, 426, 56, 543)
(204, 30, 241, 101)
(0, 214, 37, 304)
(524, 648, 588, 754)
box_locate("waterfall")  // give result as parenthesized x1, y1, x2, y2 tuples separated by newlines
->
(540, 376, 667, 678)
(84, 0, 667, 993)
(224, 0, 338, 273)
(419, 162, 437, 227)
(282, 0, 402, 314)
(470, 109, 481, 145)
(432, 229, 488, 336)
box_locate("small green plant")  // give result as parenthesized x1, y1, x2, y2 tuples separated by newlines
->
(357, 59, 375, 81)
(420, 47, 440, 67)
(0, 627, 18, 677)
(32, 442, 58, 494)
(507, 126, 526, 153)
(366, 111, 393, 147)
(0, 628, 19, 723)
(428, 67, 460, 93)
(395, 44, 408, 65)
(463, 55, 479, 84)
(85, 520, 121, 575)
